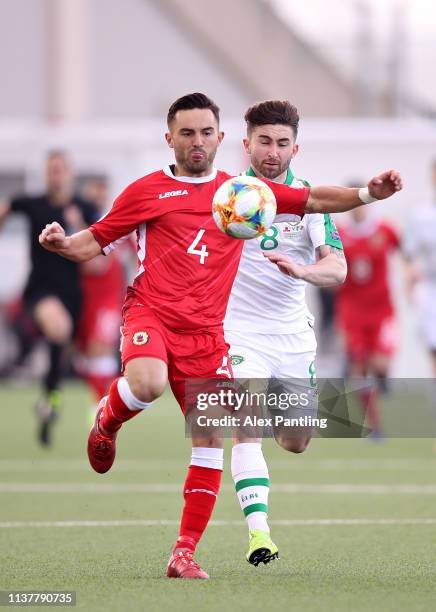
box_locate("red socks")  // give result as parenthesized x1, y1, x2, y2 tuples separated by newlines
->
(176, 465, 222, 552)
(97, 378, 222, 554)
(99, 378, 141, 433)
(86, 374, 113, 402)
(359, 387, 381, 433)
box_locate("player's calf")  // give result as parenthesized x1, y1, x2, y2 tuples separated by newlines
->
(274, 435, 312, 453)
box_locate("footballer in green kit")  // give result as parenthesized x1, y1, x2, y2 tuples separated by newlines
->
(224, 100, 347, 566)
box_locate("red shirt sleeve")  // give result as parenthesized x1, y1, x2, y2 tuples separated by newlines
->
(90, 177, 158, 252)
(261, 179, 309, 217)
(381, 222, 401, 250)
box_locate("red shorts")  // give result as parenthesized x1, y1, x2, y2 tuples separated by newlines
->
(76, 300, 121, 350)
(120, 303, 233, 414)
(339, 316, 397, 362)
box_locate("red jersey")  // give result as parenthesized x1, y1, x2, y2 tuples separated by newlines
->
(337, 219, 400, 322)
(90, 166, 308, 331)
(81, 254, 125, 301)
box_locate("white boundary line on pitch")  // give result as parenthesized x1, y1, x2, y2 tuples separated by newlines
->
(0, 518, 435, 529)
(1, 483, 436, 494)
(0, 458, 435, 472)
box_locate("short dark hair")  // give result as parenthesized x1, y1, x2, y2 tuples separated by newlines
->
(167, 93, 220, 127)
(245, 100, 299, 138)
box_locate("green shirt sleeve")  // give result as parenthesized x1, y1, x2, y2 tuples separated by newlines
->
(324, 214, 343, 249)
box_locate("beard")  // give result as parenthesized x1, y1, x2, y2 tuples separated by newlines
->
(260, 161, 289, 180)
(183, 158, 209, 174)
(251, 154, 291, 181)
(175, 148, 217, 176)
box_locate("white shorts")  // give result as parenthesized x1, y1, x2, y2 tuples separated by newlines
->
(226, 328, 318, 425)
(417, 285, 436, 350)
(226, 328, 317, 386)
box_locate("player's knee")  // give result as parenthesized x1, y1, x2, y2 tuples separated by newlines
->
(34, 300, 72, 344)
(128, 378, 165, 403)
(277, 436, 310, 453)
(49, 323, 71, 345)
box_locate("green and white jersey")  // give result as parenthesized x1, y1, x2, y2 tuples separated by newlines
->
(224, 167, 343, 335)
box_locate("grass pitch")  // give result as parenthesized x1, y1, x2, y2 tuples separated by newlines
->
(0, 383, 435, 611)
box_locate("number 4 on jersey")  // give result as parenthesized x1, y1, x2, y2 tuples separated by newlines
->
(187, 229, 209, 264)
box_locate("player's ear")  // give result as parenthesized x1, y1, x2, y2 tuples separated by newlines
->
(243, 138, 250, 154)
(292, 143, 299, 159)
(165, 132, 174, 149)
(218, 130, 225, 144)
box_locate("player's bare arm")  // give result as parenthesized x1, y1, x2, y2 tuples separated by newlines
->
(39, 222, 101, 262)
(264, 244, 347, 286)
(0, 200, 11, 228)
(305, 170, 403, 214)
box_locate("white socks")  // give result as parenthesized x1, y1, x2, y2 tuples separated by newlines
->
(117, 377, 153, 411)
(231, 443, 270, 533)
(191, 447, 224, 471)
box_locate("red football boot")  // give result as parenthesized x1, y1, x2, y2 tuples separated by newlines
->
(87, 397, 117, 474)
(166, 550, 210, 579)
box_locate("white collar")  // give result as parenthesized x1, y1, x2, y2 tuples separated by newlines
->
(162, 165, 217, 183)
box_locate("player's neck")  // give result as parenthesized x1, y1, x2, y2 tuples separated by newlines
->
(48, 188, 72, 206)
(173, 163, 214, 178)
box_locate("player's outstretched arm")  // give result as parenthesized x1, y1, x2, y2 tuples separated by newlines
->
(264, 245, 347, 287)
(39, 222, 101, 262)
(305, 170, 403, 214)
(0, 200, 11, 229)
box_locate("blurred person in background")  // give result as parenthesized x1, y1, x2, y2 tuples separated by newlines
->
(0, 296, 40, 377)
(316, 286, 337, 349)
(336, 199, 401, 437)
(0, 151, 96, 445)
(75, 177, 126, 420)
(403, 160, 436, 378)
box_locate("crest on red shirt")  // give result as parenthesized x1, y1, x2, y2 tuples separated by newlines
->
(132, 331, 149, 346)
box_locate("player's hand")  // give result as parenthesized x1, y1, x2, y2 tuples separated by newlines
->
(39, 222, 70, 253)
(368, 170, 403, 200)
(263, 251, 306, 279)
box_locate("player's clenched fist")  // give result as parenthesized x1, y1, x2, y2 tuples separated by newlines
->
(368, 170, 402, 200)
(39, 222, 70, 253)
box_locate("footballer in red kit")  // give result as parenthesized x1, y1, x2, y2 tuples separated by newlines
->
(336, 206, 401, 436)
(337, 213, 400, 361)
(75, 177, 128, 409)
(76, 254, 125, 399)
(89, 165, 308, 411)
(39, 93, 403, 578)
(77, 255, 124, 350)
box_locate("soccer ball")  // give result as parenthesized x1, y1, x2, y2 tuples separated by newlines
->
(212, 175, 277, 239)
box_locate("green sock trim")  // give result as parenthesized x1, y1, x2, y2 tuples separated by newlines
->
(243, 503, 268, 517)
(235, 477, 270, 492)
